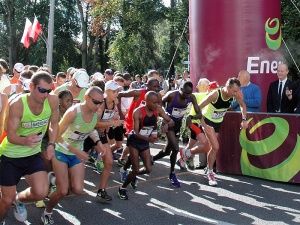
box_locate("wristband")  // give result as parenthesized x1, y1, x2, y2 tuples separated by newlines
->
(48, 143, 56, 149)
(58, 141, 70, 151)
(95, 139, 101, 145)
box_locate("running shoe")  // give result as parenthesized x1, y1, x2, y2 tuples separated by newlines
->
(179, 148, 188, 161)
(186, 158, 195, 170)
(0, 221, 5, 225)
(35, 200, 46, 208)
(176, 159, 187, 171)
(139, 157, 143, 166)
(118, 187, 128, 200)
(169, 173, 180, 188)
(13, 199, 27, 222)
(47, 172, 56, 187)
(112, 153, 120, 160)
(48, 185, 57, 198)
(116, 147, 123, 155)
(117, 158, 126, 167)
(119, 167, 128, 182)
(130, 177, 138, 189)
(41, 212, 54, 225)
(97, 189, 112, 201)
(94, 160, 104, 172)
(207, 172, 218, 186)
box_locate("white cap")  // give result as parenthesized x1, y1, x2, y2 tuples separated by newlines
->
(22, 79, 31, 91)
(93, 72, 104, 80)
(73, 70, 89, 88)
(14, 63, 24, 73)
(105, 80, 119, 91)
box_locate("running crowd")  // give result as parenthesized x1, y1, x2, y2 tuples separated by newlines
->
(0, 59, 251, 225)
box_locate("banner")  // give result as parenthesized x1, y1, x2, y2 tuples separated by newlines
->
(189, 0, 283, 112)
(217, 112, 300, 183)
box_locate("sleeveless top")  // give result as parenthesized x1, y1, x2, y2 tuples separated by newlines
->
(125, 89, 147, 122)
(135, 106, 157, 137)
(101, 99, 118, 122)
(1, 94, 51, 158)
(190, 92, 207, 124)
(56, 104, 98, 155)
(202, 88, 233, 123)
(166, 91, 191, 121)
(58, 84, 86, 104)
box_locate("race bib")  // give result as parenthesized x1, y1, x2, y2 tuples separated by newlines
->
(72, 99, 81, 105)
(139, 126, 154, 137)
(212, 110, 226, 120)
(102, 109, 117, 121)
(171, 107, 187, 118)
(139, 100, 146, 107)
(68, 130, 89, 141)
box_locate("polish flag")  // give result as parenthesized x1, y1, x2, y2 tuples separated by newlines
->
(20, 18, 32, 48)
(30, 16, 42, 42)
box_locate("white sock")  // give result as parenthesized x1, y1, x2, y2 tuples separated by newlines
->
(44, 210, 52, 216)
(185, 149, 191, 158)
(120, 167, 125, 173)
(208, 169, 213, 174)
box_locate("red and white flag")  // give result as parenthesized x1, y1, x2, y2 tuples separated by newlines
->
(30, 16, 42, 42)
(20, 18, 32, 48)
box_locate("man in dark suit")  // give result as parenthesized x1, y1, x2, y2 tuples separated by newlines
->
(267, 63, 296, 113)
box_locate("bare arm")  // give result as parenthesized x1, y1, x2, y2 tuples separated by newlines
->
(0, 93, 8, 138)
(117, 89, 141, 120)
(46, 94, 60, 159)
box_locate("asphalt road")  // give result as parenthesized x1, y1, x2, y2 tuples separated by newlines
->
(4, 143, 300, 225)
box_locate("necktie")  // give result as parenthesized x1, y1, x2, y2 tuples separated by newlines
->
(276, 81, 282, 112)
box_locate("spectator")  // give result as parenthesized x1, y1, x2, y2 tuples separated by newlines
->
(267, 63, 296, 113)
(10, 63, 24, 84)
(130, 75, 143, 89)
(231, 70, 262, 112)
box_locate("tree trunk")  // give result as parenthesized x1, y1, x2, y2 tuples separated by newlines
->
(77, 0, 87, 69)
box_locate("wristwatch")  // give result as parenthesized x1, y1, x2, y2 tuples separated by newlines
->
(242, 117, 247, 121)
(48, 143, 56, 149)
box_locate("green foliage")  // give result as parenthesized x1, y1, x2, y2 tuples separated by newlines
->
(281, 0, 300, 80)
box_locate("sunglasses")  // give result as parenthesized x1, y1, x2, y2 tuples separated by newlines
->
(88, 95, 103, 105)
(74, 80, 81, 88)
(38, 87, 52, 94)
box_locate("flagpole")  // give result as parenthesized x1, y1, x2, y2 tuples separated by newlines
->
(46, 0, 55, 73)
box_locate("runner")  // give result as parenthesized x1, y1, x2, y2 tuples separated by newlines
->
(152, 81, 203, 187)
(43, 86, 106, 224)
(0, 71, 59, 224)
(118, 91, 174, 200)
(180, 77, 248, 186)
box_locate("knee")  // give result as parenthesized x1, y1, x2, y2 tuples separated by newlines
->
(130, 168, 139, 175)
(71, 187, 84, 195)
(32, 185, 48, 200)
(0, 196, 14, 209)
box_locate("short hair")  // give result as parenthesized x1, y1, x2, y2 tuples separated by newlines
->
(58, 90, 73, 99)
(135, 74, 141, 79)
(181, 81, 193, 89)
(86, 86, 103, 96)
(90, 80, 104, 91)
(28, 65, 39, 73)
(147, 77, 159, 86)
(37, 66, 51, 74)
(56, 72, 66, 79)
(20, 70, 33, 79)
(147, 70, 158, 78)
(0, 59, 9, 71)
(145, 90, 158, 100)
(197, 78, 210, 86)
(31, 71, 53, 86)
(114, 76, 125, 83)
(184, 70, 190, 75)
(226, 77, 241, 88)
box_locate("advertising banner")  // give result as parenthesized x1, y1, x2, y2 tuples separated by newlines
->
(189, 0, 283, 112)
(217, 112, 300, 183)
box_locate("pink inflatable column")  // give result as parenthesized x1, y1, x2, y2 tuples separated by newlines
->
(189, 0, 283, 112)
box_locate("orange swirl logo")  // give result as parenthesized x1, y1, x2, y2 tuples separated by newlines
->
(265, 18, 282, 50)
